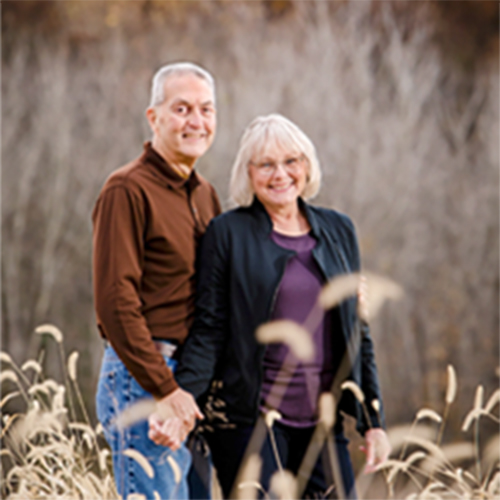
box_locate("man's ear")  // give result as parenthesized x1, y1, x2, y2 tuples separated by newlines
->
(146, 107, 157, 131)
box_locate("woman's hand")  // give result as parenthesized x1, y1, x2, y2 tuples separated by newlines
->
(360, 428, 391, 473)
(157, 387, 204, 430)
(148, 414, 189, 450)
(147, 387, 204, 449)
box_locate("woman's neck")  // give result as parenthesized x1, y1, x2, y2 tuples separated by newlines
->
(265, 202, 310, 236)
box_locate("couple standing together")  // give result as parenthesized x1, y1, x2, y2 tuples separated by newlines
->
(93, 62, 391, 500)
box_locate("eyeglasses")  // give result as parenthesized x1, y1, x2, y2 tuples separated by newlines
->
(249, 155, 306, 176)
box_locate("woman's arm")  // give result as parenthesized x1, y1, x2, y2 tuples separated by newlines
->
(347, 218, 391, 469)
(344, 216, 386, 429)
(175, 218, 231, 399)
(148, 218, 231, 447)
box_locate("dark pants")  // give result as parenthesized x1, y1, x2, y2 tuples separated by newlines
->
(204, 421, 356, 499)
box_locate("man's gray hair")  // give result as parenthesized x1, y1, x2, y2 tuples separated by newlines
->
(229, 114, 322, 207)
(149, 62, 215, 108)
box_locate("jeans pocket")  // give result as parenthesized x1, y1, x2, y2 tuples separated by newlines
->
(96, 348, 179, 440)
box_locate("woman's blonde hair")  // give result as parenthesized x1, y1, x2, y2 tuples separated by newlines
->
(229, 114, 322, 206)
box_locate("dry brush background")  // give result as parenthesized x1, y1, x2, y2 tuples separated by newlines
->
(2, 0, 499, 449)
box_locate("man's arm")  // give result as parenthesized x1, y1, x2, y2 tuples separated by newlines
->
(92, 182, 178, 398)
(148, 183, 223, 435)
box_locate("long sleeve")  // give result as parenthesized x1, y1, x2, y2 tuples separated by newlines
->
(92, 183, 178, 398)
(175, 219, 230, 399)
(346, 219, 386, 430)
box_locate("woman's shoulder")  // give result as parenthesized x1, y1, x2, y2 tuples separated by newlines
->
(307, 204, 360, 259)
(203, 206, 255, 242)
(208, 205, 255, 229)
(200, 206, 258, 255)
(307, 204, 356, 233)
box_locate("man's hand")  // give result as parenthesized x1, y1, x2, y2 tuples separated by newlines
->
(147, 387, 203, 449)
(360, 428, 391, 473)
(148, 413, 189, 450)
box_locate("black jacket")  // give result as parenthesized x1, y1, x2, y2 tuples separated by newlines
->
(176, 197, 385, 435)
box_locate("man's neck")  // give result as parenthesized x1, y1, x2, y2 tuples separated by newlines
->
(151, 140, 194, 179)
(169, 162, 192, 179)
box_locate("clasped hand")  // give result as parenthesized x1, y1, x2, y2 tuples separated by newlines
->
(148, 388, 203, 450)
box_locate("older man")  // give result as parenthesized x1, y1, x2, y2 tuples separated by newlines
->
(93, 62, 220, 500)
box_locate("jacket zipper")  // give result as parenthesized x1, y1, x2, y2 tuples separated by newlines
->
(267, 251, 295, 319)
(255, 250, 294, 419)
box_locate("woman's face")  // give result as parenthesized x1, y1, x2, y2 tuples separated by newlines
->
(248, 145, 308, 212)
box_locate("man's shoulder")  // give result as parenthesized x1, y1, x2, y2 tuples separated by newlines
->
(101, 155, 147, 194)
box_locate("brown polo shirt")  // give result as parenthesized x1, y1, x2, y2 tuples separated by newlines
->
(92, 142, 221, 398)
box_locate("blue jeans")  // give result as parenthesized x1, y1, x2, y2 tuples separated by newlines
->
(96, 344, 191, 500)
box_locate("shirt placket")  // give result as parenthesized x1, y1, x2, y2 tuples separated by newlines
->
(185, 183, 203, 239)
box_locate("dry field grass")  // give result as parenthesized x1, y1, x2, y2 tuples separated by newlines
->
(1, 273, 499, 499)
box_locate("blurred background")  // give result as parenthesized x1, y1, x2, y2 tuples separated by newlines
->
(2, 0, 498, 447)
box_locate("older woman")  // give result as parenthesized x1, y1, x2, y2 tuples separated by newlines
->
(162, 114, 390, 498)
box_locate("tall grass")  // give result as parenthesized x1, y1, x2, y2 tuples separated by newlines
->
(0, 325, 117, 500)
(352, 373, 499, 500)
(246, 272, 499, 499)
(1, 324, 498, 499)
(234, 370, 499, 499)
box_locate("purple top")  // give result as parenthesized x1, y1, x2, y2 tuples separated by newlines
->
(259, 231, 335, 427)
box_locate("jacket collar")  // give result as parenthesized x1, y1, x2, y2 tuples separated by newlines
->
(142, 141, 201, 191)
(250, 196, 322, 239)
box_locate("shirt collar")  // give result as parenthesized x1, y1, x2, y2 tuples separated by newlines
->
(250, 196, 322, 239)
(142, 141, 201, 191)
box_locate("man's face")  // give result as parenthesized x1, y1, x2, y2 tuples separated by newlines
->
(148, 73, 216, 168)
